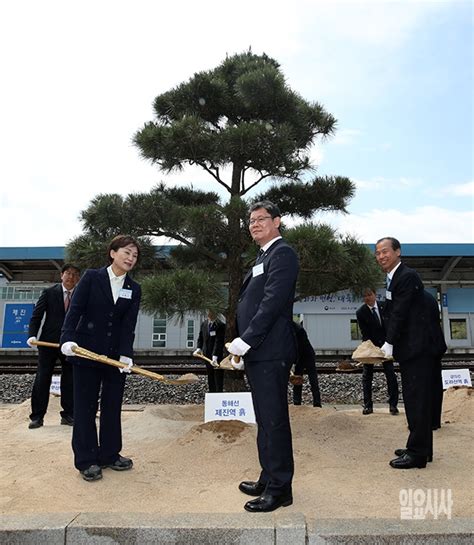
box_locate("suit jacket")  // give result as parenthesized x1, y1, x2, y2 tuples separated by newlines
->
(60, 267, 141, 366)
(381, 262, 428, 362)
(197, 319, 225, 360)
(29, 283, 68, 343)
(293, 322, 316, 375)
(356, 301, 385, 348)
(423, 291, 447, 359)
(236, 239, 299, 363)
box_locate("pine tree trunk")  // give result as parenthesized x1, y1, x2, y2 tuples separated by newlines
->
(224, 166, 247, 392)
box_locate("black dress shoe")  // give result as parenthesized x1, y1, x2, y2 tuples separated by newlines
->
(389, 453, 427, 469)
(60, 415, 74, 426)
(244, 492, 293, 513)
(394, 448, 432, 462)
(362, 407, 373, 415)
(389, 405, 399, 415)
(239, 481, 266, 496)
(28, 419, 43, 429)
(80, 465, 102, 481)
(101, 456, 133, 471)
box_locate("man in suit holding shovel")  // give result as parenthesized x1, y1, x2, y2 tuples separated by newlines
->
(227, 201, 299, 512)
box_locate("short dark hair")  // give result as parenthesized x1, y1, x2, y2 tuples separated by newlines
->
(61, 263, 80, 274)
(363, 287, 376, 295)
(249, 200, 281, 219)
(376, 237, 401, 251)
(107, 235, 141, 264)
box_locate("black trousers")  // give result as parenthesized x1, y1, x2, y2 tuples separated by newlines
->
(72, 364, 126, 471)
(245, 358, 294, 496)
(205, 362, 224, 393)
(293, 363, 321, 406)
(400, 355, 434, 459)
(362, 361, 399, 408)
(30, 347, 73, 420)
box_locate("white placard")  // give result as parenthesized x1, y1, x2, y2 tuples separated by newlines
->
(441, 369, 472, 389)
(204, 392, 256, 424)
(49, 375, 61, 396)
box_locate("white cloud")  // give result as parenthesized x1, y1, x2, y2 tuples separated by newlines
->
(352, 177, 422, 191)
(318, 206, 474, 243)
(440, 181, 474, 197)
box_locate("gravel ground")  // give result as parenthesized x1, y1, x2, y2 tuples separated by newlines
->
(0, 372, 403, 406)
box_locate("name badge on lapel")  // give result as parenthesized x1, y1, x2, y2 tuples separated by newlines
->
(119, 288, 133, 300)
(210, 331, 216, 337)
(252, 263, 264, 277)
(385, 290, 392, 300)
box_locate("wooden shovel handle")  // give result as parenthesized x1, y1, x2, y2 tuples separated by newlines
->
(31, 341, 196, 385)
(193, 352, 214, 365)
(30, 340, 60, 348)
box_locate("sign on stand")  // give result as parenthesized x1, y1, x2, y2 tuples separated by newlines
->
(441, 369, 472, 389)
(50, 375, 61, 396)
(204, 392, 256, 424)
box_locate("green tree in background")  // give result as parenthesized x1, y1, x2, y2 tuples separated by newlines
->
(67, 51, 381, 338)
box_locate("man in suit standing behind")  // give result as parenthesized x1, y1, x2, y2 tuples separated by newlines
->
(356, 287, 399, 415)
(375, 237, 439, 469)
(193, 310, 225, 392)
(26, 264, 80, 429)
(227, 201, 299, 513)
(291, 322, 322, 407)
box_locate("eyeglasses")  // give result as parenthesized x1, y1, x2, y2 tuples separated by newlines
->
(249, 216, 273, 225)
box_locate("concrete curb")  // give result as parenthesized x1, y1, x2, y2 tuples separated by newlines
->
(0, 513, 472, 544)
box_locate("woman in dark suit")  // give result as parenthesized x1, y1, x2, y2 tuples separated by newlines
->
(60, 235, 141, 481)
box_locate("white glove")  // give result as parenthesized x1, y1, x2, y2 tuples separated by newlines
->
(211, 355, 219, 369)
(193, 348, 203, 356)
(27, 336, 37, 348)
(230, 356, 245, 371)
(119, 355, 134, 373)
(381, 342, 393, 358)
(61, 341, 78, 356)
(227, 337, 250, 356)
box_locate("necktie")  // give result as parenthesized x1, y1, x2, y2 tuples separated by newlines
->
(386, 275, 391, 289)
(371, 307, 381, 325)
(64, 291, 71, 311)
(255, 249, 265, 264)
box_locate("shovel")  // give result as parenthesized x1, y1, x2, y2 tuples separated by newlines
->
(30, 340, 199, 386)
(192, 350, 235, 371)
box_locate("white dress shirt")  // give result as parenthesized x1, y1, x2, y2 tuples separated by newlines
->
(107, 266, 126, 303)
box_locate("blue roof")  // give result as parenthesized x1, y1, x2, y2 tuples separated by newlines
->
(0, 247, 65, 259)
(0, 243, 473, 260)
(365, 243, 474, 257)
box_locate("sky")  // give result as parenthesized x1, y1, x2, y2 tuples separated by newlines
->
(0, 0, 472, 248)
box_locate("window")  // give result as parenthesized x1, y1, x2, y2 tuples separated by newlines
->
(0, 287, 44, 300)
(186, 320, 195, 348)
(450, 319, 467, 340)
(152, 316, 167, 348)
(350, 319, 362, 341)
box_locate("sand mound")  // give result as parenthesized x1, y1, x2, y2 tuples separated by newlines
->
(191, 419, 253, 443)
(442, 386, 474, 424)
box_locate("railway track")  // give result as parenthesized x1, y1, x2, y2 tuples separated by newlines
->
(0, 354, 473, 375)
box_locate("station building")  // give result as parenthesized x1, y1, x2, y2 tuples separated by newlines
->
(0, 243, 473, 355)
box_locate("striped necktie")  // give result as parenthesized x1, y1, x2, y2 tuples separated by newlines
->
(64, 291, 71, 311)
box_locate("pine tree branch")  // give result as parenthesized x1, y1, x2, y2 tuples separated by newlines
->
(195, 161, 230, 192)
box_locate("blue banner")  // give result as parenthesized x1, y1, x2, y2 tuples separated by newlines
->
(2, 303, 35, 348)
